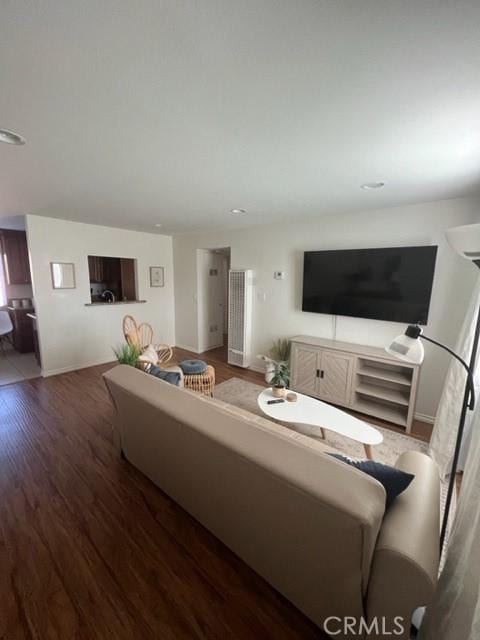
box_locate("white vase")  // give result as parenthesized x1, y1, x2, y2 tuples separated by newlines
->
(265, 363, 275, 383)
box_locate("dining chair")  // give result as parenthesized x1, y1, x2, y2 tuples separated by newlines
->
(0, 310, 13, 355)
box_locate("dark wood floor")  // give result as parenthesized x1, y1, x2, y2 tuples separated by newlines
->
(0, 345, 432, 639)
(0, 351, 328, 640)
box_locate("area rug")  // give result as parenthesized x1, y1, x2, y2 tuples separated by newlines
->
(215, 377, 428, 464)
(215, 377, 454, 558)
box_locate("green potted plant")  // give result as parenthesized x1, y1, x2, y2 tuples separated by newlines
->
(257, 338, 291, 393)
(270, 361, 290, 397)
(113, 343, 142, 367)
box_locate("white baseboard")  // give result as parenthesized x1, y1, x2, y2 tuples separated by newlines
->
(249, 363, 266, 375)
(414, 412, 435, 425)
(42, 356, 116, 377)
(174, 344, 201, 354)
(201, 343, 224, 352)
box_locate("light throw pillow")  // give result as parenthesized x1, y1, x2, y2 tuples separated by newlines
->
(138, 344, 158, 365)
(329, 453, 415, 508)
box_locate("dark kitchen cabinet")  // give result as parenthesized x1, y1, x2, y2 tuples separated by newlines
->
(88, 255, 105, 283)
(88, 255, 137, 302)
(120, 259, 136, 300)
(8, 308, 34, 353)
(1, 230, 31, 285)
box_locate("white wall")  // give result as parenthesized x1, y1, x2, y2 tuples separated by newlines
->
(26, 215, 175, 375)
(174, 197, 480, 419)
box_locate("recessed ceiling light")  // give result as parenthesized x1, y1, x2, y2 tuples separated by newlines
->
(361, 182, 385, 190)
(154, 223, 163, 228)
(0, 128, 26, 145)
(230, 208, 246, 214)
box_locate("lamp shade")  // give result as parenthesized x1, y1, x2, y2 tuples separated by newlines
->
(386, 333, 425, 364)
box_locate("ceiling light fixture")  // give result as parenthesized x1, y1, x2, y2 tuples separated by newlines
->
(361, 182, 385, 190)
(230, 208, 246, 214)
(154, 223, 163, 228)
(0, 128, 26, 145)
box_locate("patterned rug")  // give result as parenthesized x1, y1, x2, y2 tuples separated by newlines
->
(215, 377, 454, 559)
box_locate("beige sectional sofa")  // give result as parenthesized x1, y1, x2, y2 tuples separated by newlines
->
(104, 365, 440, 640)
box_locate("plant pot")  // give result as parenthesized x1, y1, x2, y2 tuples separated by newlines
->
(272, 385, 287, 398)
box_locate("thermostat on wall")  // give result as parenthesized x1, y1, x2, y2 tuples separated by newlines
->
(274, 271, 285, 280)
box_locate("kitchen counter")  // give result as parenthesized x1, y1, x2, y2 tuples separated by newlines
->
(8, 306, 35, 312)
(84, 300, 146, 306)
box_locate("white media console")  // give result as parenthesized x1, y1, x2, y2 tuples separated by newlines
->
(290, 335, 421, 432)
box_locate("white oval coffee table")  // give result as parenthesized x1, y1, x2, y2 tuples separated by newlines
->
(257, 388, 383, 459)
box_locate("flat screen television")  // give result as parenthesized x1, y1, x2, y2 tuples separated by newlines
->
(302, 245, 438, 324)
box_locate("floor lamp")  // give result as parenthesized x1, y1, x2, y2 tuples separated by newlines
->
(386, 223, 480, 554)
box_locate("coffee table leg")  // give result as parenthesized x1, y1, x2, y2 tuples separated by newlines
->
(364, 444, 374, 460)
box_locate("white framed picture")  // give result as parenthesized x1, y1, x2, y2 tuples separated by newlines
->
(150, 266, 164, 287)
(51, 262, 76, 289)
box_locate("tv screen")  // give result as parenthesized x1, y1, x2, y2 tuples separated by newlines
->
(302, 246, 438, 324)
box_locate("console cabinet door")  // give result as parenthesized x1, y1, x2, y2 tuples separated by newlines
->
(290, 344, 320, 396)
(317, 350, 354, 407)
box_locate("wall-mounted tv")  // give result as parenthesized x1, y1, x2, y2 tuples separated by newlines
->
(302, 245, 438, 324)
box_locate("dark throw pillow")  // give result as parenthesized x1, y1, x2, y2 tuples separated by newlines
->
(329, 454, 415, 508)
(179, 359, 208, 374)
(149, 365, 181, 386)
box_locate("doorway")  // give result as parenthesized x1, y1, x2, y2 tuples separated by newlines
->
(0, 214, 41, 385)
(197, 247, 230, 358)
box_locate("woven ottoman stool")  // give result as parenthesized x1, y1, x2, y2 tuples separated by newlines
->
(180, 360, 216, 397)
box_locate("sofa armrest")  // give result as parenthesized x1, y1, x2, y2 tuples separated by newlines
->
(365, 451, 440, 639)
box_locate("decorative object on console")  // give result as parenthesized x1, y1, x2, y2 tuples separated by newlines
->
(50, 262, 75, 289)
(149, 266, 164, 287)
(386, 222, 480, 555)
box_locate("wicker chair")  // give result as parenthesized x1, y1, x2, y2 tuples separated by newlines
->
(122, 315, 173, 368)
